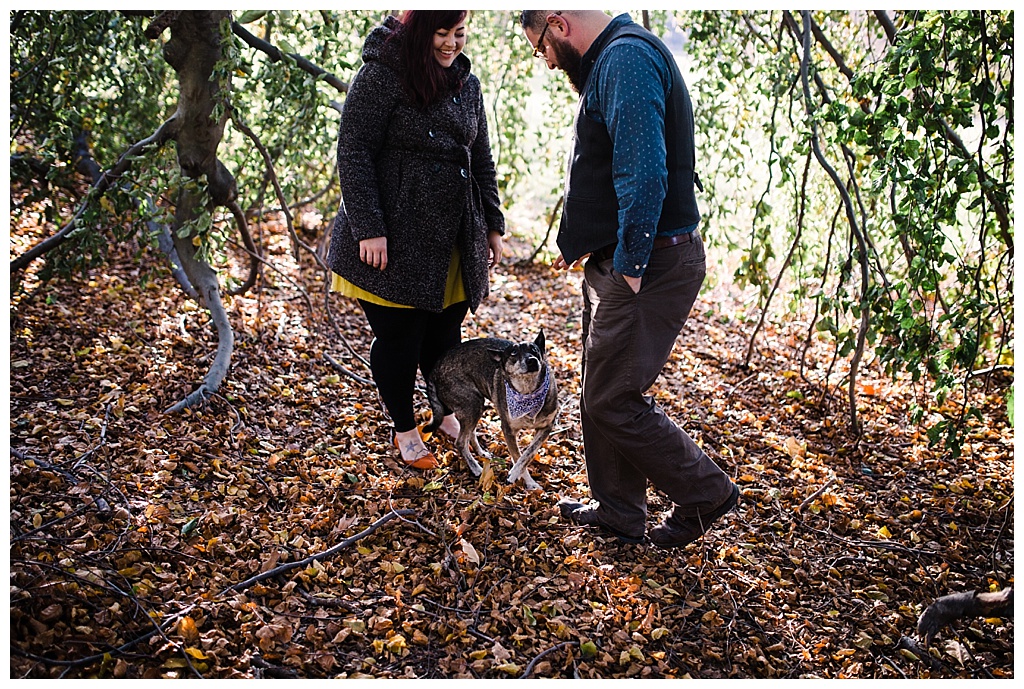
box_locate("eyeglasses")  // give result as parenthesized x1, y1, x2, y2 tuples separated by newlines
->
(531, 12, 560, 59)
(532, 21, 550, 59)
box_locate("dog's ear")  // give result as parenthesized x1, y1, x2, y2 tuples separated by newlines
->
(487, 344, 509, 363)
(534, 330, 545, 353)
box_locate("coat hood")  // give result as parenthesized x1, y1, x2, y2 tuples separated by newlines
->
(362, 14, 471, 85)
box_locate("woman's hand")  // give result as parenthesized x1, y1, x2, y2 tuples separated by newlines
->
(359, 237, 388, 270)
(487, 231, 503, 269)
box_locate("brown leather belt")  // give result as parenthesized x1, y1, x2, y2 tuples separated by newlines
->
(590, 230, 699, 263)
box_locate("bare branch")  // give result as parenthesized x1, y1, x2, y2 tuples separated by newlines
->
(873, 10, 898, 44)
(230, 108, 326, 265)
(230, 21, 349, 94)
(164, 189, 235, 414)
(143, 11, 181, 39)
(795, 10, 871, 435)
(520, 195, 562, 266)
(11, 116, 179, 274)
(224, 199, 261, 296)
(521, 641, 579, 678)
(223, 509, 417, 594)
(324, 351, 373, 386)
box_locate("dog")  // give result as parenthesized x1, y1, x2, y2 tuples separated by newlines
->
(424, 331, 558, 491)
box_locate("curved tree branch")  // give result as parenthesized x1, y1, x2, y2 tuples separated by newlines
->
(797, 11, 870, 436)
(745, 149, 812, 367)
(223, 509, 417, 595)
(872, 10, 897, 45)
(10, 116, 179, 274)
(229, 107, 322, 265)
(522, 195, 563, 265)
(225, 199, 261, 296)
(164, 192, 235, 414)
(230, 21, 349, 94)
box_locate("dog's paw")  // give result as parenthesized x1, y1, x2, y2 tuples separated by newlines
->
(465, 457, 483, 477)
(522, 475, 541, 491)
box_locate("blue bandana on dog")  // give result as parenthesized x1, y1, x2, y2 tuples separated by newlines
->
(505, 368, 551, 420)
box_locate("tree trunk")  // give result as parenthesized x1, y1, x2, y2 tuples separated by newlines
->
(155, 10, 238, 411)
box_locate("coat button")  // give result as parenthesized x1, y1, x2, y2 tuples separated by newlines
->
(460, 168, 468, 178)
(453, 96, 460, 104)
(428, 130, 435, 138)
(432, 163, 441, 173)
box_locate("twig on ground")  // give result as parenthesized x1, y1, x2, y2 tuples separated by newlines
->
(797, 477, 837, 513)
(223, 509, 417, 594)
(324, 351, 373, 386)
(521, 640, 579, 678)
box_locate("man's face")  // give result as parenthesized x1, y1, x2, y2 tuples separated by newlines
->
(527, 18, 584, 93)
(547, 34, 584, 93)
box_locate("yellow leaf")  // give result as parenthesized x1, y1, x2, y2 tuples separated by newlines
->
(784, 437, 805, 459)
(459, 538, 480, 565)
(184, 647, 207, 660)
(877, 525, 892, 539)
(478, 460, 495, 492)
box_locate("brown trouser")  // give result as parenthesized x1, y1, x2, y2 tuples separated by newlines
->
(580, 233, 734, 539)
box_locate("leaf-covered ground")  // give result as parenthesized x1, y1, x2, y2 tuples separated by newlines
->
(8, 218, 1014, 679)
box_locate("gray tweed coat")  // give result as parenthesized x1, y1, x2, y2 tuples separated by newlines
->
(327, 16, 505, 313)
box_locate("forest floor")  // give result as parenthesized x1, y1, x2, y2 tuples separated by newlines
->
(7, 215, 1014, 679)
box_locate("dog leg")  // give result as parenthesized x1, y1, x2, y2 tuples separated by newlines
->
(455, 411, 484, 478)
(506, 427, 550, 490)
(520, 468, 541, 492)
(470, 430, 491, 460)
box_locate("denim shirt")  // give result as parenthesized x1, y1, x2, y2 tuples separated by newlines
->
(583, 15, 698, 277)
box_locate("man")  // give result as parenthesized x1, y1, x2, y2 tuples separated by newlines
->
(519, 10, 738, 548)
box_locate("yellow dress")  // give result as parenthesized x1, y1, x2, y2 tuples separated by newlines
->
(331, 248, 467, 309)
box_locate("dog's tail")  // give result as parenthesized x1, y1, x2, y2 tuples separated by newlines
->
(422, 378, 449, 433)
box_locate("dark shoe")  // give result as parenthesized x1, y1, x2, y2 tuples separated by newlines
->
(649, 483, 740, 549)
(557, 498, 645, 544)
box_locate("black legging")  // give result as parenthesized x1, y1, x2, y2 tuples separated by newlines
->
(358, 299, 469, 432)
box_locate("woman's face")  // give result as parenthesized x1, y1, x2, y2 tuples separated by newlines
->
(432, 20, 467, 68)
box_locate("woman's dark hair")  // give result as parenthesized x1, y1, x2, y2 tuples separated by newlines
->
(397, 10, 468, 109)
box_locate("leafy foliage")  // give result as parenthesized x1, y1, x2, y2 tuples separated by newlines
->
(679, 10, 1013, 453)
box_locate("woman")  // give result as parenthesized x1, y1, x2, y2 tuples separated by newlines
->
(328, 10, 504, 470)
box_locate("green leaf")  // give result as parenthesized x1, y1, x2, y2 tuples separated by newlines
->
(181, 516, 201, 536)
(235, 10, 267, 24)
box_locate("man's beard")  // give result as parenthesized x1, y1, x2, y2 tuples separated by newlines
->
(550, 38, 584, 93)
